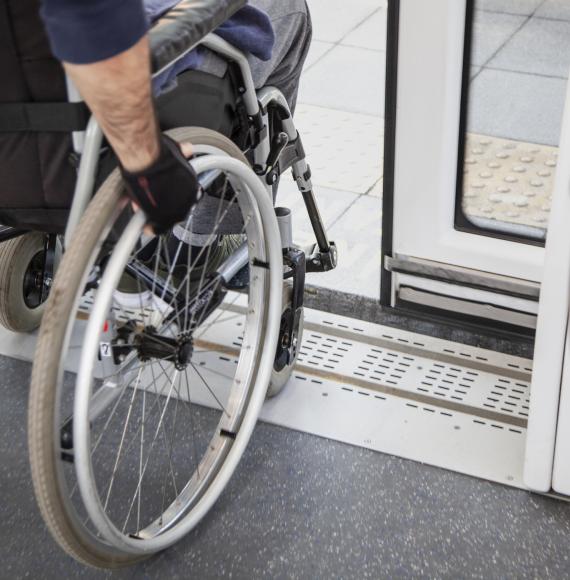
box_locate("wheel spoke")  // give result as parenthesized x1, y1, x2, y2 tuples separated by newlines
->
(160, 211, 193, 303)
(103, 366, 144, 511)
(182, 369, 201, 479)
(153, 361, 182, 495)
(158, 239, 184, 331)
(155, 188, 239, 330)
(189, 362, 230, 416)
(136, 388, 145, 534)
(120, 364, 179, 529)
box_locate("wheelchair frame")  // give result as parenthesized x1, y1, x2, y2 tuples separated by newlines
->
(0, 32, 337, 329)
(20, 17, 341, 565)
(62, 33, 336, 273)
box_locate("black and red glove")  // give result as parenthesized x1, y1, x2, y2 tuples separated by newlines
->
(120, 135, 201, 234)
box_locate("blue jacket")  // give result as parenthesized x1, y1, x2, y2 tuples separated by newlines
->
(41, 0, 275, 77)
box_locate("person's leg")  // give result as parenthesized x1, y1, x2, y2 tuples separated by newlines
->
(246, 0, 312, 113)
(177, 0, 312, 245)
(198, 0, 312, 112)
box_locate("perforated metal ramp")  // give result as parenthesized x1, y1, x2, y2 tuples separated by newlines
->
(0, 302, 533, 490)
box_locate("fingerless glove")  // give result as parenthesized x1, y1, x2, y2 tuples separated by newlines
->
(121, 135, 201, 234)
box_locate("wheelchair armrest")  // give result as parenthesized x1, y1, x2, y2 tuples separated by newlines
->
(149, 0, 246, 75)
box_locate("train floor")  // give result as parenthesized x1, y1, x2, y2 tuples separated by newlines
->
(2, 354, 570, 579)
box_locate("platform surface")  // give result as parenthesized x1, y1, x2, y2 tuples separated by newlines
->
(3, 347, 570, 579)
(0, 302, 533, 491)
(288, 0, 566, 299)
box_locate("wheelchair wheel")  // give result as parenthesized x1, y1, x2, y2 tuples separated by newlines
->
(267, 280, 304, 398)
(28, 127, 283, 568)
(0, 233, 59, 333)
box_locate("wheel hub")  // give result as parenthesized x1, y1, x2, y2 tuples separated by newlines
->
(134, 326, 194, 370)
(176, 336, 194, 369)
(23, 250, 52, 309)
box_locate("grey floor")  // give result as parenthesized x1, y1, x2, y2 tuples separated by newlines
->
(3, 354, 570, 579)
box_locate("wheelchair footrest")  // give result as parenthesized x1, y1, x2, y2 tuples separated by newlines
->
(305, 241, 338, 273)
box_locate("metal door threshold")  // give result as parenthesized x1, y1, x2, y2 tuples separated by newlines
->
(0, 303, 533, 490)
(197, 300, 533, 490)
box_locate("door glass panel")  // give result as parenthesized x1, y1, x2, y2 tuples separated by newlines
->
(461, 0, 567, 241)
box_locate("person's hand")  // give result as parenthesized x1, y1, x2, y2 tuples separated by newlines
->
(120, 135, 201, 234)
(179, 142, 193, 158)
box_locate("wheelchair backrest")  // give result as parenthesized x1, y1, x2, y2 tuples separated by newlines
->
(0, 0, 77, 233)
(0, 0, 249, 234)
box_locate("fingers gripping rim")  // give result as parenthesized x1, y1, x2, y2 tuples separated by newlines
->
(28, 127, 282, 567)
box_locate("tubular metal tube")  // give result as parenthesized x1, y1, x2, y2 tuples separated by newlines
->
(217, 242, 249, 283)
(300, 189, 330, 252)
(257, 86, 298, 140)
(64, 117, 103, 247)
(200, 34, 259, 116)
(275, 207, 293, 249)
(65, 76, 86, 154)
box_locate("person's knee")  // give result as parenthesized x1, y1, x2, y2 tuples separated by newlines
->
(250, 0, 310, 26)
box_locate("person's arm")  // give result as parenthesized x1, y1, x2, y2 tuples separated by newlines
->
(40, 0, 200, 232)
(63, 36, 160, 172)
(41, 0, 159, 171)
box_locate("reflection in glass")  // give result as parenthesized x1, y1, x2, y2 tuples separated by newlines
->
(462, 1, 565, 241)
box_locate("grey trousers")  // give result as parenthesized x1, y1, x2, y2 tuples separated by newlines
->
(199, 0, 313, 112)
(183, 0, 312, 240)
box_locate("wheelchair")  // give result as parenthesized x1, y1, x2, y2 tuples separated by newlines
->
(5, 0, 338, 569)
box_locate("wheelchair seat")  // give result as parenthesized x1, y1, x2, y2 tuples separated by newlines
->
(156, 68, 242, 141)
(150, 0, 246, 74)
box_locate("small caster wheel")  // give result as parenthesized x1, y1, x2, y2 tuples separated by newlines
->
(0, 233, 60, 332)
(267, 280, 304, 398)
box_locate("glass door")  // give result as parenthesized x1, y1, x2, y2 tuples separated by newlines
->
(382, 0, 570, 495)
(458, 0, 567, 245)
(380, 0, 562, 331)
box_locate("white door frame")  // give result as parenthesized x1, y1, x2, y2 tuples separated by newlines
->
(388, 0, 570, 494)
(391, 0, 544, 283)
(525, 79, 570, 494)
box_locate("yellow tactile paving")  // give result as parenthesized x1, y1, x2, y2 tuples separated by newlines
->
(462, 133, 558, 231)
